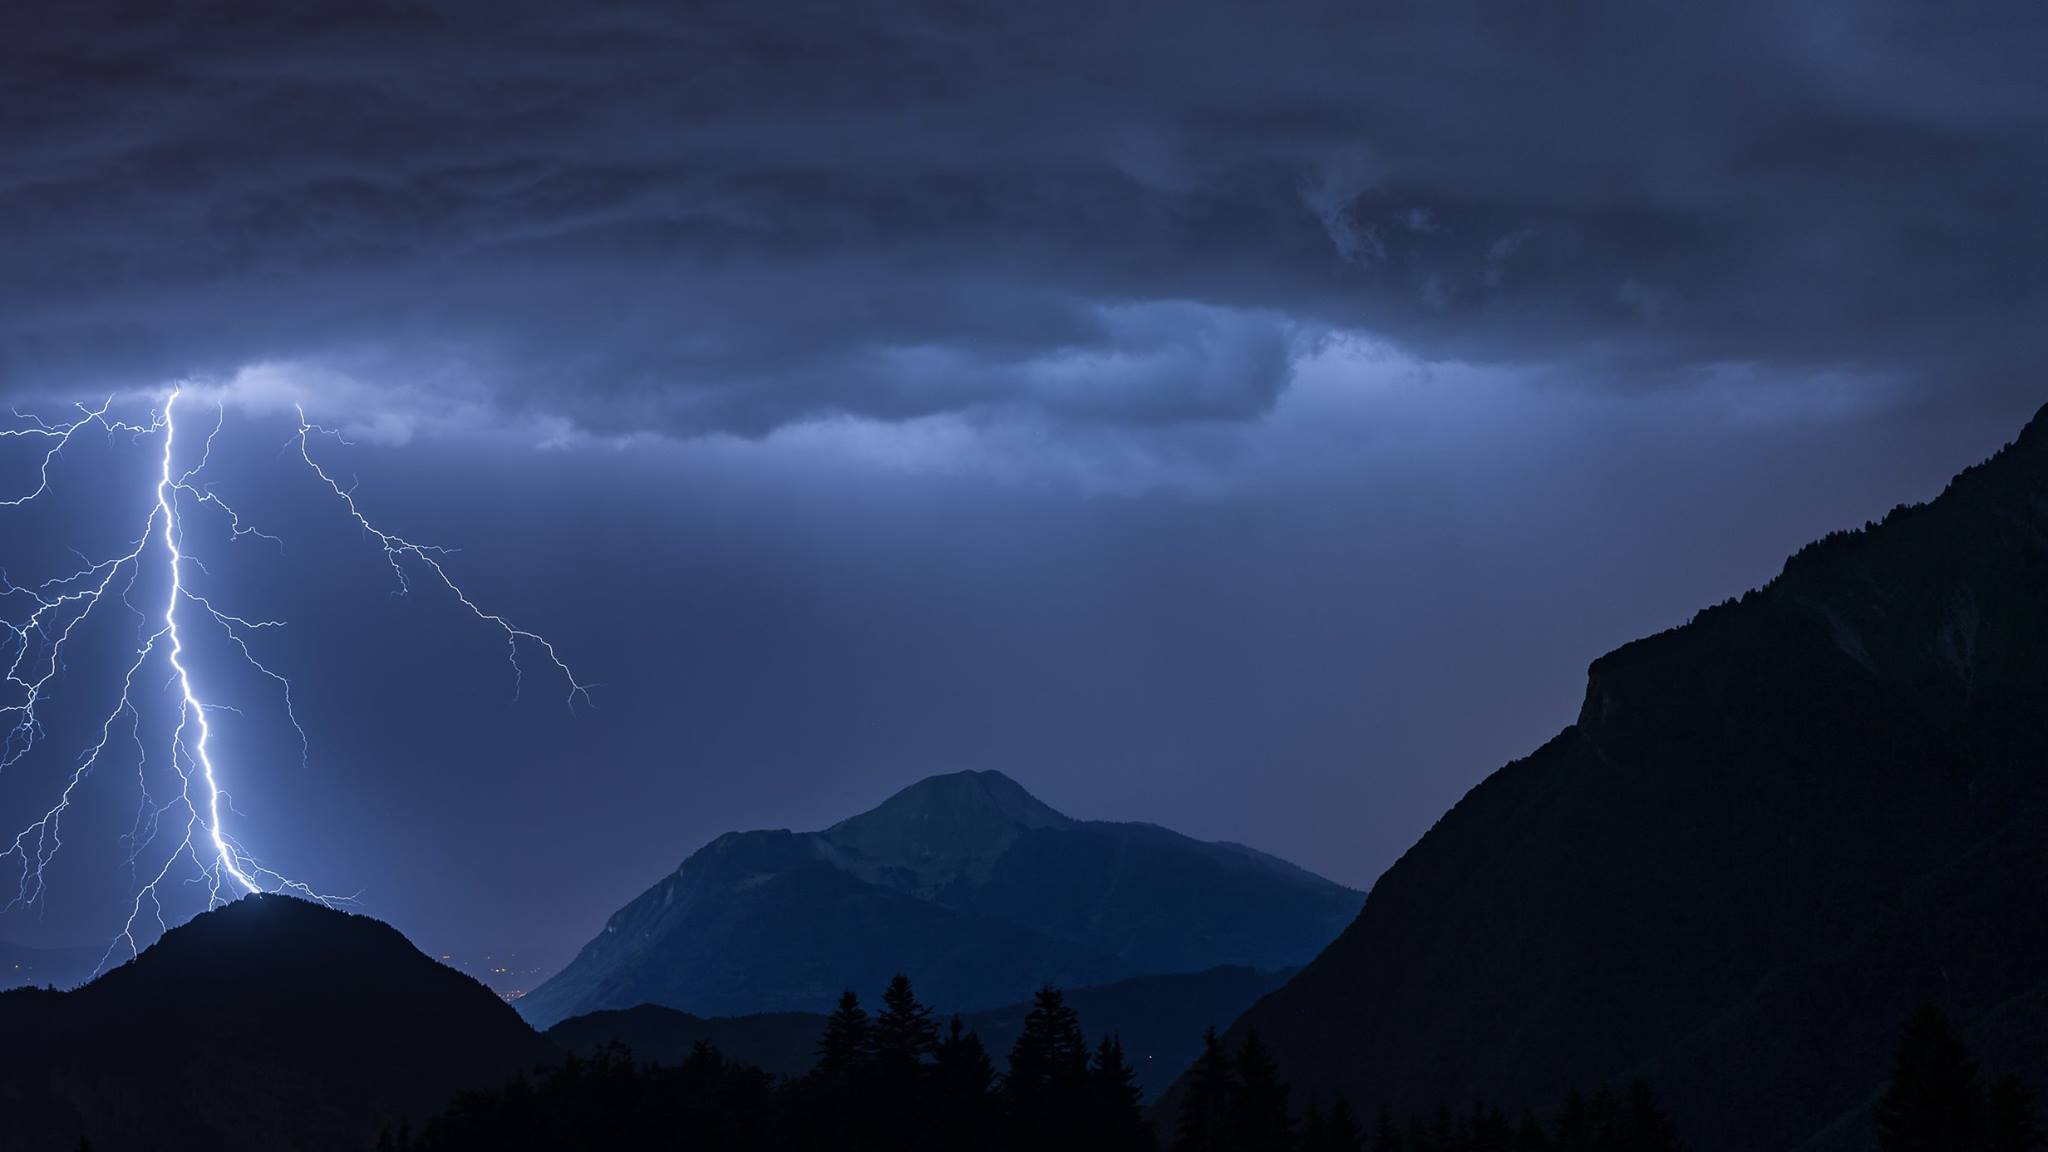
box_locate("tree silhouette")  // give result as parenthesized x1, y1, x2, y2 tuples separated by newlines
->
(380, 973, 1710, 1152)
(870, 976, 939, 1149)
(1003, 986, 1092, 1150)
(1231, 1031, 1296, 1151)
(1877, 1006, 1985, 1152)
(1985, 1074, 2041, 1152)
(1087, 1034, 1152, 1151)
(1302, 1096, 1366, 1152)
(816, 990, 877, 1077)
(1173, 1027, 1239, 1152)
(1624, 1081, 1679, 1152)
(934, 1015, 997, 1152)
(877, 973, 940, 1065)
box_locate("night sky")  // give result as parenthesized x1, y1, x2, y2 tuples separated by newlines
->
(3, 1, 2046, 967)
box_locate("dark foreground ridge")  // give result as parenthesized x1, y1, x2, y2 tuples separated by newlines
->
(518, 768, 1362, 1027)
(0, 894, 555, 1152)
(1196, 403, 2048, 1150)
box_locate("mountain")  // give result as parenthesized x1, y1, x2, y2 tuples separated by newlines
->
(547, 964, 1293, 1099)
(0, 894, 557, 1152)
(1197, 404, 2048, 1150)
(517, 769, 1360, 1027)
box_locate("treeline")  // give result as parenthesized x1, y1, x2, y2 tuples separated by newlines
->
(384, 973, 1696, 1152)
(387, 975, 1149, 1151)
(1173, 1029, 1679, 1152)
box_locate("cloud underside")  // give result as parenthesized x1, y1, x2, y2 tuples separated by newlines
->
(5, 0, 2047, 441)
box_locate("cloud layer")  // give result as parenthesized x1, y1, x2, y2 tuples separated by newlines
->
(7, 0, 2046, 440)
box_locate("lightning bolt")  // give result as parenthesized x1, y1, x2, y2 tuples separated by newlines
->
(0, 386, 589, 970)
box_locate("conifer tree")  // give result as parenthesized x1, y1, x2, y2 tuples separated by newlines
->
(1985, 1074, 2041, 1152)
(1876, 1006, 1984, 1152)
(1303, 1100, 1331, 1151)
(1324, 1097, 1367, 1152)
(1087, 1034, 1151, 1150)
(1302, 1097, 1366, 1152)
(1552, 1090, 1591, 1152)
(871, 974, 938, 1144)
(1173, 1028, 1239, 1152)
(934, 1015, 997, 1152)
(1618, 1081, 1680, 1152)
(1231, 1031, 1297, 1151)
(1374, 1110, 1403, 1152)
(816, 990, 877, 1077)
(1004, 986, 1092, 1150)
(876, 973, 940, 1065)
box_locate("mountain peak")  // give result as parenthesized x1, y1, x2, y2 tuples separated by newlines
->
(1, 894, 553, 1150)
(518, 767, 1361, 1027)
(833, 769, 1071, 835)
(820, 770, 1074, 894)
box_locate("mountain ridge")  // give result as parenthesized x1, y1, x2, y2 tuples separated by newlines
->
(0, 894, 557, 1151)
(1194, 401, 2048, 1150)
(517, 769, 1361, 1028)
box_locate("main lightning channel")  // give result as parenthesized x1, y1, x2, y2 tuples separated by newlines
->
(156, 389, 257, 896)
(0, 385, 590, 968)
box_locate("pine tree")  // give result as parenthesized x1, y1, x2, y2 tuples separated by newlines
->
(1876, 1006, 1985, 1152)
(1618, 1081, 1680, 1152)
(1087, 1034, 1150, 1150)
(1303, 1097, 1366, 1152)
(1325, 1098, 1367, 1152)
(1552, 1090, 1591, 1152)
(1173, 1028, 1239, 1152)
(871, 975, 939, 1146)
(1231, 1031, 1297, 1151)
(816, 990, 877, 1077)
(1374, 1109, 1404, 1152)
(1986, 1075, 2041, 1152)
(1004, 986, 1092, 1150)
(1466, 1102, 1514, 1152)
(1304, 1100, 1332, 1151)
(876, 973, 940, 1066)
(934, 1015, 997, 1152)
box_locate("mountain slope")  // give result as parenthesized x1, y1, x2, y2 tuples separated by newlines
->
(517, 770, 1360, 1027)
(1203, 404, 2048, 1150)
(547, 964, 1294, 1099)
(0, 895, 557, 1152)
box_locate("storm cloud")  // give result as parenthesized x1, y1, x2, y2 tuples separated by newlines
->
(7, 0, 2047, 439)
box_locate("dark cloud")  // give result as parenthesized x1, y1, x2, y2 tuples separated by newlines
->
(6, 0, 2046, 434)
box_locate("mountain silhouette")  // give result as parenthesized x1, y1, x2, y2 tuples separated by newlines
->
(546, 963, 1293, 1099)
(1194, 403, 2048, 1150)
(516, 769, 1359, 1027)
(0, 894, 556, 1151)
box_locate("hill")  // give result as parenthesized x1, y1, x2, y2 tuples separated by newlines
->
(0, 895, 557, 1151)
(516, 769, 1359, 1027)
(546, 964, 1292, 1099)
(1199, 403, 2048, 1150)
